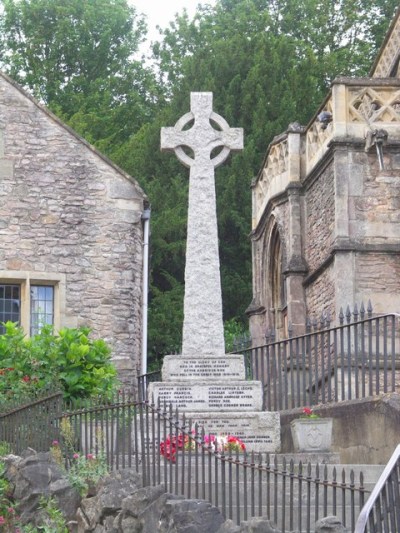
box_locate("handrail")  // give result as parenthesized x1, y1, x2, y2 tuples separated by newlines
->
(354, 444, 400, 532)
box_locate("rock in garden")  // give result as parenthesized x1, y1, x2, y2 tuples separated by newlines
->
(315, 515, 347, 532)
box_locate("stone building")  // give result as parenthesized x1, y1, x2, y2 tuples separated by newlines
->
(247, 8, 400, 346)
(0, 72, 148, 385)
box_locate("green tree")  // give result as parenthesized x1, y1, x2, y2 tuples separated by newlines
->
(0, 0, 162, 150)
(134, 0, 397, 360)
(0, 0, 397, 363)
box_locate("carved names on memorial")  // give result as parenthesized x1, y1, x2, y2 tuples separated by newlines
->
(150, 382, 262, 411)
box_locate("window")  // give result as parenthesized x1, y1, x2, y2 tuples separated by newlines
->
(267, 224, 287, 338)
(0, 272, 65, 336)
(269, 225, 285, 312)
(0, 284, 20, 329)
(30, 286, 54, 336)
(0, 283, 55, 335)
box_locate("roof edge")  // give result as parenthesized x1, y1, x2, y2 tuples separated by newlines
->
(369, 6, 400, 77)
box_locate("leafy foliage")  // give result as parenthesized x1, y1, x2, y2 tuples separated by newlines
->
(51, 419, 108, 497)
(0, 0, 163, 151)
(131, 0, 397, 362)
(0, 322, 118, 403)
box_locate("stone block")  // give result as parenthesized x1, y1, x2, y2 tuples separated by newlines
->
(184, 411, 281, 453)
(149, 381, 263, 412)
(161, 355, 246, 382)
(108, 180, 140, 200)
(0, 159, 13, 178)
(138, 411, 280, 453)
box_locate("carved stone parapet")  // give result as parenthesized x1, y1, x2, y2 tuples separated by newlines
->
(306, 97, 333, 172)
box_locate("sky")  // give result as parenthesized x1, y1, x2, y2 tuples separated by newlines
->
(131, 0, 215, 46)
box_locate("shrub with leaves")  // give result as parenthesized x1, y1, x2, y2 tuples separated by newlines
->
(0, 322, 118, 403)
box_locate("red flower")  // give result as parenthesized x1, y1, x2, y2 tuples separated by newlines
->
(22, 375, 30, 383)
(303, 407, 313, 416)
(160, 434, 189, 463)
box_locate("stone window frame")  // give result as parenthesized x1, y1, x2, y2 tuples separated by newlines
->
(0, 271, 66, 336)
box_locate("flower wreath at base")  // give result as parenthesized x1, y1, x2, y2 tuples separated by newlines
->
(160, 433, 246, 463)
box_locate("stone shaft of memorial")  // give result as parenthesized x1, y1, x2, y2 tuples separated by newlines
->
(161, 92, 243, 356)
(183, 157, 222, 355)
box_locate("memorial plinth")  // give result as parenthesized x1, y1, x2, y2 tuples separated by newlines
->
(156, 92, 280, 453)
(188, 412, 280, 452)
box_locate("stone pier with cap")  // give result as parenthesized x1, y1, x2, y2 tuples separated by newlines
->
(149, 93, 280, 452)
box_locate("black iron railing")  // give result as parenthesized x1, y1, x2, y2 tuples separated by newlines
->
(0, 392, 368, 531)
(354, 444, 400, 532)
(238, 311, 400, 411)
(136, 400, 367, 532)
(138, 369, 161, 402)
(0, 391, 63, 453)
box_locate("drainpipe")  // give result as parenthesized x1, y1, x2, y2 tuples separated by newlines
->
(141, 206, 151, 376)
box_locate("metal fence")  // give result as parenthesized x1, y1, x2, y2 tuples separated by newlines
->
(355, 444, 400, 533)
(138, 369, 161, 402)
(136, 400, 367, 532)
(239, 308, 400, 411)
(0, 392, 368, 531)
(0, 391, 63, 454)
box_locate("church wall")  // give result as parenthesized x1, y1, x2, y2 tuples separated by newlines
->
(346, 146, 400, 314)
(348, 150, 400, 241)
(304, 265, 335, 320)
(304, 163, 335, 273)
(355, 253, 400, 314)
(0, 75, 145, 385)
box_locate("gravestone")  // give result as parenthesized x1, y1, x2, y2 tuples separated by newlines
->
(149, 93, 280, 452)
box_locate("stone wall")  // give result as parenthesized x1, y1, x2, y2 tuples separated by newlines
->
(355, 252, 400, 313)
(0, 73, 146, 384)
(304, 163, 335, 273)
(304, 265, 335, 320)
(349, 149, 400, 242)
(280, 393, 400, 464)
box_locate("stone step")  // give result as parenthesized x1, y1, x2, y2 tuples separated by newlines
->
(148, 457, 385, 487)
(270, 452, 341, 465)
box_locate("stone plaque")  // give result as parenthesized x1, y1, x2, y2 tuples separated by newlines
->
(136, 412, 280, 454)
(161, 354, 246, 382)
(149, 381, 262, 411)
(187, 412, 281, 453)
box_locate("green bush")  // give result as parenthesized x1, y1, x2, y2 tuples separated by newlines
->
(224, 318, 249, 353)
(0, 322, 118, 403)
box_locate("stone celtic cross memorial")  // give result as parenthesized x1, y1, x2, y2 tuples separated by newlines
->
(149, 93, 280, 452)
(161, 92, 243, 357)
